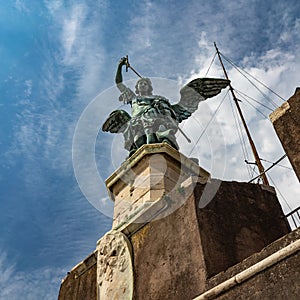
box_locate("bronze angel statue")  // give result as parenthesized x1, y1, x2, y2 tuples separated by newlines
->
(102, 57, 230, 156)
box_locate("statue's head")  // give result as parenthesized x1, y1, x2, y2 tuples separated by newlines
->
(135, 78, 153, 95)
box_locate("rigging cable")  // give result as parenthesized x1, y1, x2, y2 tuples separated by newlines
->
(220, 53, 281, 108)
(250, 165, 258, 180)
(235, 91, 269, 119)
(188, 89, 229, 156)
(249, 167, 292, 212)
(230, 59, 286, 102)
(205, 51, 217, 77)
(234, 89, 274, 111)
(267, 173, 293, 212)
(210, 48, 294, 214)
(248, 154, 287, 183)
(260, 157, 293, 171)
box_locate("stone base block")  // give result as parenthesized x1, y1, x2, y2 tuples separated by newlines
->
(105, 143, 210, 228)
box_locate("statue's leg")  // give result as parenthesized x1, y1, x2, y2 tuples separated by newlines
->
(142, 114, 158, 144)
(158, 132, 179, 149)
(134, 134, 146, 148)
(156, 123, 179, 150)
(127, 120, 146, 155)
(123, 127, 135, 152)
(144, 128, 157, 144)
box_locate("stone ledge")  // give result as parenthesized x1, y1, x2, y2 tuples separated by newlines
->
(63, 251, 97, 282)
(105, 143, 210, 192)
(269, 101, 290, 123)
(207, 227, 300, 290)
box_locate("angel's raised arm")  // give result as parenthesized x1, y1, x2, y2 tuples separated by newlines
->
(115, 57, 128, 93)
(115, 57, 135, 104)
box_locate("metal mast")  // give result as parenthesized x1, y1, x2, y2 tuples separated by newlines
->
(214, 42, 269, 185)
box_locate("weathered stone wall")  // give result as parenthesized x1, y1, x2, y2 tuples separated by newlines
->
(58, 252, 97, 300)
(57, 179, 290, 300)
(270, 88, 300, 181)
(203, 227, 300, 300)
(130, 180, 290, 300)
(130, 183, 207, 300)
(196, 180, 290, 277)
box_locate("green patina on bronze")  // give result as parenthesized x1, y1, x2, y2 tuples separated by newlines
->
(102, 57, 230, 156)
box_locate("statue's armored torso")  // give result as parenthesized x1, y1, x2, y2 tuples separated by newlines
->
(131, 95, 174, 119)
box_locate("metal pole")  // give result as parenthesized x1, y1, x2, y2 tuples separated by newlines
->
(214, 42, 269, 185)
(248, 154, 286, 183)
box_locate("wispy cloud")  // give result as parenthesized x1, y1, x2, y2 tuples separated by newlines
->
(128, 1, 155, 51)
(0, 251, 65, 300)
(14, 0, 29, 13)
(61, 4, 87, 66)
(7, 1, 109, 169)
(3, 1, 113, 273)
(43, 1, 108, 100)
(178, 31, 300, 212)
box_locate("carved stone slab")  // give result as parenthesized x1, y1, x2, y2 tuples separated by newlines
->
(96, 231, 133, 300)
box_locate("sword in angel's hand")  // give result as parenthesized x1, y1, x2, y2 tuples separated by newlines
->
(124, 55, 143, 78)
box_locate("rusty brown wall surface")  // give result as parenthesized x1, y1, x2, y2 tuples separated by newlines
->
(196, 180, 290, 277)
(270, 88, 300, 181)
(58, 264, 97, 300)
(210, 228, 300, 300)
(215, 252, 300, 300)
(130, 180, 290, 300)
(208, 227, 300, 289)
(130, 187, 208, 300)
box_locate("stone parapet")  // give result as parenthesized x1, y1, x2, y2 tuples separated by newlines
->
(270, 88, 300, 181)
(194, 227, 300, 299)
(58, 252, 97, 300)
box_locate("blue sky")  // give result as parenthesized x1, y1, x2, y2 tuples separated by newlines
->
(1, 0, 300, 298)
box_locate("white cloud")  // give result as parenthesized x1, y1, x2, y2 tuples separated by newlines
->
(24, 80, 32, 97)
(44, 0, 63, 15)
(14, 0, 29, 12)
(7, 1, 109, 168)
(61, 4, 87, 65)
(176, 30, 300, 216)
(125, 0, 161, 75)
(42, 1, 109, 102)
(106, 0, 300, 216)
(128, 1, 155, 51)
(38, 0, 300, 218)
(5, 2, 300, 298)
(0, 251, 65, 300)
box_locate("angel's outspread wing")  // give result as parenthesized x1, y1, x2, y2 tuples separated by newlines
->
(172, 78, 230, 122)
(102, 110, 131, 133)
